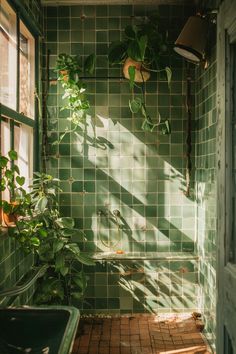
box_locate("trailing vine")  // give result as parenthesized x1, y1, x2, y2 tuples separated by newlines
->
(54, 53, 95, 144)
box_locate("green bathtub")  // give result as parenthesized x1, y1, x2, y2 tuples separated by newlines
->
(0, 306, 79, 354)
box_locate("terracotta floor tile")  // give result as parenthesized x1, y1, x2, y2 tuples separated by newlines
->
(72, 314, 209, 354)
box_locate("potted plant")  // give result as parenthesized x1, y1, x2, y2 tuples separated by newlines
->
(108, 15, 172, 133)
(1, 150, 94, 305)
(9, 170, 94, 305)
(0, 150, 28, 227)
(54, 53, 95, 144)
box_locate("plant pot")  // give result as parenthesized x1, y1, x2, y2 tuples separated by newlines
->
(2, 201, 19, 227)
(123, 58, 150, 83)
(59, 70, 69, 82)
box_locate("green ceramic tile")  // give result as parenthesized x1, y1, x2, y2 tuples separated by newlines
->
(58, 18, 70, 30)
(42, 5, 218, 329)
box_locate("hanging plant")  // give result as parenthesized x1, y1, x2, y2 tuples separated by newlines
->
(54, 53, 95, 144)
(108, 15, 172, 133)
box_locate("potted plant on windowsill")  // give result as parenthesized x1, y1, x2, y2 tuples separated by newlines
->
(54, 53, 95, 144)
(108, 15, 172, 133)
(0, 150, 28, 227)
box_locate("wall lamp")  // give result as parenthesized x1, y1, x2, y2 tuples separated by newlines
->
(174, 12, 216, 65)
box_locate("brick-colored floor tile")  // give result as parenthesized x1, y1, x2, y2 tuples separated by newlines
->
(72, 314, 209, 354)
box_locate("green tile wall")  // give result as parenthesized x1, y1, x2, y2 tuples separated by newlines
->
(195, 42, 217, 350)
(16, 0, 42, 32)
(0, 232, 34, 306)
(80, 257, 199, 314)
(44, 4, 198, 313)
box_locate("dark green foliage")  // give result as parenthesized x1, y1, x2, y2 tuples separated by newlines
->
(54, 53, 95, 144)
(108, 16, 172, 134)
(1, 151, 94, 306)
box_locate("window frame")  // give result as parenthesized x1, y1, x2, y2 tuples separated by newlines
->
(0, 0, 40, 172)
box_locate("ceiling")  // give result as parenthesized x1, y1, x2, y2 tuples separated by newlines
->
(41, 0, 193, 5)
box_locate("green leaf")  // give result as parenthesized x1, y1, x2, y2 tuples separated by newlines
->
(2, 201, 11, 214)
(141, 103, 148, 118)
(128, 66, 136, 89)
(125, 25, 136, 39)
(31, 237, 40, 247)
(71, 230, 86, 242)
(84, 53, 95, 75)
(35, 196, 48, 212)
(55, 253, 65, 271)
(62, 229, 78, 237)
(60, 266, 69, 276)
(66, 243, 80, 256)
(39, 229, 48, 238)
(16, 176, 25, 186)
(75, 253, 95, 266)
(53, 239, 64, 253)
(71, 292, 83, 300)
(72, 272, 87, 289)
(0, 156, 8, 168)
(127, 41, 142, 62)
(8, 150, 18, 161)
(138, 35, 148, 62)
(38, 244, 54, 261)
(129, 97, 142, 113)
(165, 66, 172, 89)
(108, 41, 127, 64)
(141, 119, 157, 132)
(5, 169, 13, 179)
(13, 164, 20, 174)
(56, 217, 74, 229)
(160, 119, 171, 135)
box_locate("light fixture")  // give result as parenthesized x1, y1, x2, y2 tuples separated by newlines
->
(174, 14, 209, 64)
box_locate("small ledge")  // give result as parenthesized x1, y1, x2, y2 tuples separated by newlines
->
(92, 252, 199, 261)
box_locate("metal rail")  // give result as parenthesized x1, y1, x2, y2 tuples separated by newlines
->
(0, 265, 47, 298)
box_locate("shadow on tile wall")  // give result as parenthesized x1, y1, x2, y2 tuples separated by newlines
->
(43, 4, 200, 313)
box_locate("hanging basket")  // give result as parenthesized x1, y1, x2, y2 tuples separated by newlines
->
(123, 57, 150, 83)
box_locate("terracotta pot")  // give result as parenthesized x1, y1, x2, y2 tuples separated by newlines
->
(59, 69, 69, 82)
(123, 57, 150, 83)
(2, 202, 19, 228)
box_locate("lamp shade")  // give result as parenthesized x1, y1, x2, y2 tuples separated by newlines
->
(174, 15, 208, 63)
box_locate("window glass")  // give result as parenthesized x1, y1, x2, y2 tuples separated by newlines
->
(0, 119, 11, 202)
(19, 21, 35, 118)
(14, 124, 33, 192)
(0, 0, 17, 109)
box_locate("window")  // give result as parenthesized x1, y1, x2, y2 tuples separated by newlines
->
(0, 118, 11, 202)
(14, 124, 33, 192)
(19, 20, 35, 118)
(0, 0, 17, 110)
(0, 0, 37, 219)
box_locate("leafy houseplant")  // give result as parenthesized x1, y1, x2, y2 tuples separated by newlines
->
(54, 53, 95, 144)
(2, 150, 94, 305)
(0, 150, 28, 227)
(108, 15, 171, 133)
(14, 172, 95, 305)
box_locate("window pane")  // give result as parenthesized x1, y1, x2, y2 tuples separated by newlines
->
(0, 119, 11, 203)
(14, 124, 33, 192)
(19, 21, 35, 118)
(0, 0, 17, 109)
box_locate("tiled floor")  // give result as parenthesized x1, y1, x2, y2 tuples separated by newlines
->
(72, 313, 211, 354)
